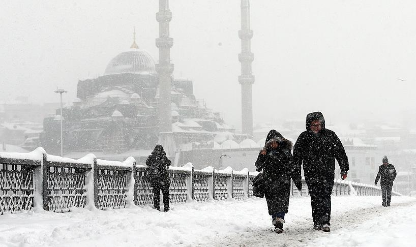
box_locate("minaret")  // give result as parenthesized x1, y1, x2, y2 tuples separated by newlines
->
(156, 0, 176, 157)
(156, 0, 174, 133)
(239, 0, 255, 137)
(131, 27, 139, 49)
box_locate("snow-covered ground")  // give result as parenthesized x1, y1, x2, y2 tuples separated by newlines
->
(1, 196, 416, 247)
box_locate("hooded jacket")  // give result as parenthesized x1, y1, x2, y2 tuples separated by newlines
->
(146, 145, 171, 182)
(254, 130, 301, 214)
(293, 112, 349, 180)
(375, 163, 397, 186)
(255, 131, 302, 188)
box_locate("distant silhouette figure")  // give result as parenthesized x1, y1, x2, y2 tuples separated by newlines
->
(375, 156, 397, 207)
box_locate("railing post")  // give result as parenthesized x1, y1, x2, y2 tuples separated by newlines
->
(42, 153, 48, 211)
(243, 169, 249, 198)
(33, 152, 45, 211)
(126, 162, 134, 206)
(93, 158, 99, 209)
(227, 170, 233, 199)
(187, 166, 194, 202)
(208, 169, 215, 200)
(133, 162, 138, 206)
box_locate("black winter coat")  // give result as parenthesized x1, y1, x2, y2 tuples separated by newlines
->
(146, 145, 171, 184)
(255, 136, 300, 215)
(293, 112, 349, 181)
(375, 164, 397, 186)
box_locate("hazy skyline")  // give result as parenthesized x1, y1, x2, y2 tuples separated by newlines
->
(1, 0, 415, 130)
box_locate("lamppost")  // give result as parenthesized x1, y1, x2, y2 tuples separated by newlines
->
(55, 88, 67, 156)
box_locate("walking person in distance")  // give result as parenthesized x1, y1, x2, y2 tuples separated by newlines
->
(375, 156, 397, 207)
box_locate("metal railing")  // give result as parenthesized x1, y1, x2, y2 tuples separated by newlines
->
(0, 148, 399, 215)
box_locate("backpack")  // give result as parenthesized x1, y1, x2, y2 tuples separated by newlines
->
(146, 157, 169, 181)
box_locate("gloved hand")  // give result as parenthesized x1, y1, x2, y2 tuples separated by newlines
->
(341, 172, 347, 180)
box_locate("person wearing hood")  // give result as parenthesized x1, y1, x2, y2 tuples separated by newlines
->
(146, 145, 171, 212)
(293, 112, 349, 232)
(375, 156, 397, 207)
(255, 130, 302, 234)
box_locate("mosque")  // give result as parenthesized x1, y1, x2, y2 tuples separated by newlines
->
(39, 0, 260, 169)
(39, 40, 243, 154)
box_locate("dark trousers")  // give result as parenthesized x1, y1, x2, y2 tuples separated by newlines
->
(306, 177, 334, 226)
(381, 184, 392, 206)
(151, 180, 170, 211)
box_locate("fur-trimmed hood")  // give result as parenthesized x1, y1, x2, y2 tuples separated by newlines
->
(264, 129, 293, 150)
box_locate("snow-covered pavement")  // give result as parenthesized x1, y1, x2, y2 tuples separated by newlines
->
(1, 196, 415, 247)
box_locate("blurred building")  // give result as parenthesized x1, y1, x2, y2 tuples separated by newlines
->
(0, 100, 56, 148)
(40, 43, 240, 161)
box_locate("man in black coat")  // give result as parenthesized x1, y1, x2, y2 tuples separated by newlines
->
(293, 112, 349, 232)
(375, 156, 397, 207)
(146, 145, 171, 212)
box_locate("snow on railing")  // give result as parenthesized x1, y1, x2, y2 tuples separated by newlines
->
(290, 178, 400, 197)
(0, 149, 399, 215)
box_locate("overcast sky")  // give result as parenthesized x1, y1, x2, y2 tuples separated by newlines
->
(1, 0, 415, 130)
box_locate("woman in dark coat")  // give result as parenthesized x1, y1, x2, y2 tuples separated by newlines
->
(255, 130, 302, 233)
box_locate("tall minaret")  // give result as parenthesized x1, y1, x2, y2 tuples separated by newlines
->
(131, 27, 139, 49)
(239, 0, 255, 137)
(156, 0, 174, 133)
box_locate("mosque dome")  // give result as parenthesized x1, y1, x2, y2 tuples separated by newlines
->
(104, 49, 156, 75)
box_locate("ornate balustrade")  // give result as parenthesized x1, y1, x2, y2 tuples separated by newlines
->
(0, 156, 39, 214)
(44, 155, 91, 212)
(290, 178, 400, 197)
(1, 148, 399, 215)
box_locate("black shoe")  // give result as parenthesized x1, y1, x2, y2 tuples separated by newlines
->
(313, 224, 322, 230)
(274, 227, 283, 234)
(272, 217, 284, 230)
(322, 224, 330, 232)
(164, 208, 169, 212)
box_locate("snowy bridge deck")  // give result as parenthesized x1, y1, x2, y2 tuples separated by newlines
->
(1, 196, 415, 246)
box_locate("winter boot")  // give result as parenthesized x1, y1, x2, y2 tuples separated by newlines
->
(322, 224, 330, 232)
(272, 217, 284, 234)
(313, 224, 322, 230)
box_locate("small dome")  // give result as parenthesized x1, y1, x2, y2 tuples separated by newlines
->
(257, 138, 266, 147)
(240, 139, 260, 148)
(171, 110, 179, 117)
(104, 50, 156, 75)
(221, 140, 239, 149)
(131, 93, 140, 99)
(112, 110, 123, 117)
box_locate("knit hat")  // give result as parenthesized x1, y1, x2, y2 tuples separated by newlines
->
(382, 156, 388, 163)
